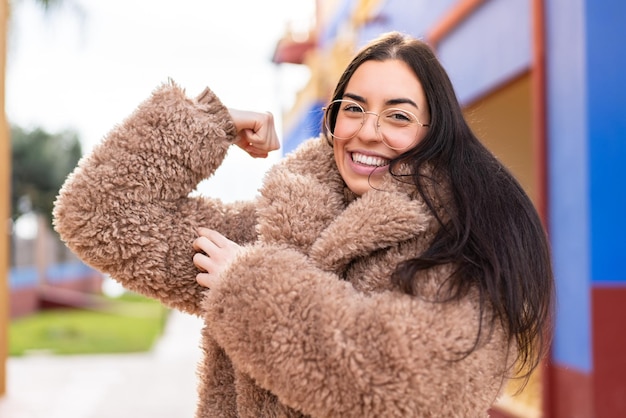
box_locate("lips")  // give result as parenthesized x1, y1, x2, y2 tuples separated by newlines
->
(350, 152, 390, 167)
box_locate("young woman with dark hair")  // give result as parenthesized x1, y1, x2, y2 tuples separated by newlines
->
(326, 32, 553, 381)
(54, 32, 553, 417)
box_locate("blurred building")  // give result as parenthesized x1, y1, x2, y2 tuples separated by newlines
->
(273, 0, 626, 417)
(9, 213, 103, 319)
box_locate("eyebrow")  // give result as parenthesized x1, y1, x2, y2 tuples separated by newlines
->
(343, 92, 420, 109)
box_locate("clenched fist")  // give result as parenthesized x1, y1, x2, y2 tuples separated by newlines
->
(229, 108, 280, 158)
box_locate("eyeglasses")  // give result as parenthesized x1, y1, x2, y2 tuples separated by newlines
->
(323, 99, 429, 151)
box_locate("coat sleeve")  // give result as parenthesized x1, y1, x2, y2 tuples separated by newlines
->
(204, 244, 512, 417)
(53, 82, 259, 315)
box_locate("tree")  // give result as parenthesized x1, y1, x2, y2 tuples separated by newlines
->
(10, 125, 81, 225)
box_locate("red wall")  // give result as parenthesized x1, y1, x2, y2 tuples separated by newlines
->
(592, 286, 626, 417)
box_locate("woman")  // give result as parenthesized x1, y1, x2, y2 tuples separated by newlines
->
(54, 32, 553, 417)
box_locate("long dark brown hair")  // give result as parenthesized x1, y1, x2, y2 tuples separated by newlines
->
(324, 32, 554, 383)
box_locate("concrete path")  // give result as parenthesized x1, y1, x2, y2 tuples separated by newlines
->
(0, 310, 204, 418)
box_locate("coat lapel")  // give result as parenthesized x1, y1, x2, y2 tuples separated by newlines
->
(258, 137, 431, 274)
(257, 138, 346, 251)
(309, 176, 429, 273)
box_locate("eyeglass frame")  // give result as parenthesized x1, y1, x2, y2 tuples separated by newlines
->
(322, 99, 430, 150)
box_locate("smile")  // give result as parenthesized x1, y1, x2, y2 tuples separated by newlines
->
(350, 152, 390, 167)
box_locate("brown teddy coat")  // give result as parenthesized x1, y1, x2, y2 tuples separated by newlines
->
(54, 82, 511, 417)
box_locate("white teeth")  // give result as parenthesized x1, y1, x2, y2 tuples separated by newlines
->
(351, 152, 389, 167)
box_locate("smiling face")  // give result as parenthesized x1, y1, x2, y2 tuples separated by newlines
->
(332, 59, 430, 195)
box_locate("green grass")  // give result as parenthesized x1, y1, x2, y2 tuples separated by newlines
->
(9, 293, 169, 356)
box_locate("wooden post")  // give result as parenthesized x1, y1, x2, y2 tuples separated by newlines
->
(0, 0, 10, 398)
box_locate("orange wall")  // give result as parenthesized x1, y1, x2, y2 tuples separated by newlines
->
(0, 0, 9, 398)
(464, 72, 541, 417)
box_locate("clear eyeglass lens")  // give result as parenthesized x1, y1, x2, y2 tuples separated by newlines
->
(325, 100, 420, 150)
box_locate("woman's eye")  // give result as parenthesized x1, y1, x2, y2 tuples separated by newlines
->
(388, 111, 411, 122)
(344, 105, 363, 113)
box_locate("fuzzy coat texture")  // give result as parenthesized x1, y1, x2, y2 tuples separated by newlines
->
(54, 82, 511, 417)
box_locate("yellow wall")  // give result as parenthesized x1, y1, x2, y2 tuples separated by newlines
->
(464, 73, 537, 204)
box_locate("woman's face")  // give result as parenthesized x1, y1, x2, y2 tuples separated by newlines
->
(332, 59, 430, 196)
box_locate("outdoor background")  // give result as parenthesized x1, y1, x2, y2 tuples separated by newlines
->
(8, 0, 314, 202)
(2, 1, 316, 417)
(2, 0, 625, 417)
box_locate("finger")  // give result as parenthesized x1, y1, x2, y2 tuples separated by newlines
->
(229, 108, 267, 134)
(233, 133, 276, 158)
(239, 131, 267, 151)
(192, 236, 203, 251)
(193, 252, 213, 272)
(244, 146, 270, 159)
(253, 135, 279, 153)
(198, 228, 232, 248)
(234, 142, 265, 158)
(193, 236, 220, 255)
(196, 272, 216, 288)
(255, 115, 280, 152)
(243, 142, 272, 159)
(259, 112, 280, 152)
(248, 111, 274, 140)
(247, 137, 278, 154)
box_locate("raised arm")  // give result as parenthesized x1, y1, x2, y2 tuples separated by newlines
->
(53, 82, 260, 315)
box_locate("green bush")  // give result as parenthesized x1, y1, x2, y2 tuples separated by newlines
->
(9, 294, 168, 356)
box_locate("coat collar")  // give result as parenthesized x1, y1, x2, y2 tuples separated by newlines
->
(258, 137, 432, 273)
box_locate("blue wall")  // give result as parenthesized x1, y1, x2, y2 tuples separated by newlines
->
(357, 0, 456, 47)
(9, 262, 97, 290)
(547, 0, 626, 372)
(437, 0, 532, 105)
(586, 0, 626, 283)
(282, 100, 325, 155)
(546, 0, 590, 373)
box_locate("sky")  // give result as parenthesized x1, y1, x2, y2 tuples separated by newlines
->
(7, 0, 315, 202)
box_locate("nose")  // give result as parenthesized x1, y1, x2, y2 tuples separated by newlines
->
(359, 111, 382, 142)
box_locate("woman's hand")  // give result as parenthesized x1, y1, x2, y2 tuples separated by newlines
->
(193, 228, 242, 289)
(228, 108, 280, 158)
